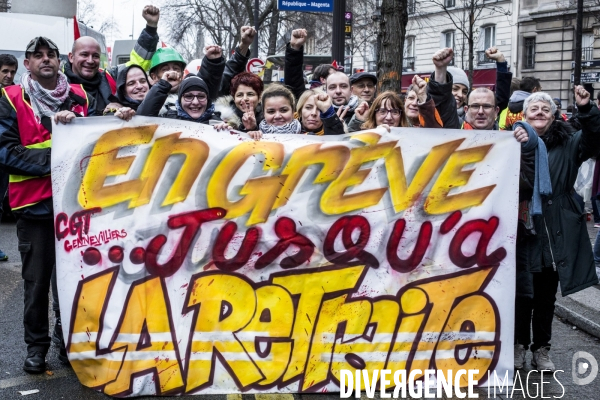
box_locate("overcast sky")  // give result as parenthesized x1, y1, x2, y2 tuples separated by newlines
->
(89, 0, 167, 48)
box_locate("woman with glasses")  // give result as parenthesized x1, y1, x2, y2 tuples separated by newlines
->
(137, 72, 229, 129)
(358, 91, 409, 130)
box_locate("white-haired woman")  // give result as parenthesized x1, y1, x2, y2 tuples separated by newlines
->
(513, 86, 600, 372)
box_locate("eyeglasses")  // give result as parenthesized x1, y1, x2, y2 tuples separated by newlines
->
(467, 103, 495, 111)
(182, 93, 207, 102)
(375, 108, 401, 117)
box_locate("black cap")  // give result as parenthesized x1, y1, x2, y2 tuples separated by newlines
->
(25, 37, 60, 56)
(350, 72, 377, 85)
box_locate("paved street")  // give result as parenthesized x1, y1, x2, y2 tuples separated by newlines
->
(1, 220, 599, 399)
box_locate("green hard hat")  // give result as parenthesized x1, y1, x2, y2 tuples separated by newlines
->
(149, 47, 186, 72)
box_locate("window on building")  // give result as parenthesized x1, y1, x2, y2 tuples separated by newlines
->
(442, 31, 455, 50)
(444, 0, 455, 8)
(408, 0, 416, 14)
(404, 36, 416, 70)
(582, 33, 594, 61)
(404, 36, 415, 58)
(477, 25, 496, 64)
(524, 37, 535, 69)
(482, 25, 496, 49)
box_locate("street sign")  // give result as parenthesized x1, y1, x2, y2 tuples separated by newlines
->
(345, 10, 352, 39)
(277, 0, 333, 13)
(571, 60, 600, 69)
(570, 72, 600, 83)
(246, 58, 265, 75)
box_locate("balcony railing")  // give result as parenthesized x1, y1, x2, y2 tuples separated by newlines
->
(582, 46, 594, 61)
(403, 57, 415, 71)
(477, 50, 495, 65)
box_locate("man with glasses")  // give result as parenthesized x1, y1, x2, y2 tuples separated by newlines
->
(350, 72, 377, 104)
(462, 88, 500, 130)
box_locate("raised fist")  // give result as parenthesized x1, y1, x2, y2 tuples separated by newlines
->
(290, 29, 308, 51)
(162, 70, 180, 85)
(412, 74, 427, 103)
(432, 48, 454, 68)
(142, 5, 160, 28)
(204, 45, 223, 60)
(485, 47, 505, 63)
(315, 93, 332, 112)
(240, 26, 256, 46)
(574, 85, 590, 107)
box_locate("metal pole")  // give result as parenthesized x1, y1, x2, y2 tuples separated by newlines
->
(332, 0, 346, 69)
(574, 0, 583, 86)
(252, 0, 259, 58)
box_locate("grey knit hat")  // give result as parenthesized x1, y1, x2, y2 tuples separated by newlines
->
(447, 67, 470, 90)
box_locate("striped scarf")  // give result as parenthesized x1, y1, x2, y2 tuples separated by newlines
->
(259, 118, 301, 134)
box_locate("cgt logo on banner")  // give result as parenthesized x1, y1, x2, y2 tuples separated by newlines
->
(51, 117, 520, 397)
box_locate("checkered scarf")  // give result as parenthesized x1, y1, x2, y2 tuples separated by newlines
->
(20, 71, 69, 118)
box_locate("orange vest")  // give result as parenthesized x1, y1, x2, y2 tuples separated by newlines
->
(2, 84, 89, 210)
(461, 120, 504, 131)
(503, 110, 523, 130)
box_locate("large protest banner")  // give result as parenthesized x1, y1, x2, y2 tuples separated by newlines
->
(51, 117, 519, 396)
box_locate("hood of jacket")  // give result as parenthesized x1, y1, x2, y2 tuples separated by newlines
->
(508, 90, 531, 113)
(112, 64, 150, 109)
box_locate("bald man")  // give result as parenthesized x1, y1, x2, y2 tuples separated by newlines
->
(62, 5, 160, 114)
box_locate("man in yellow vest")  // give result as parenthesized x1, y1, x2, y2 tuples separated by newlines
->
(0, 37, 93, 374)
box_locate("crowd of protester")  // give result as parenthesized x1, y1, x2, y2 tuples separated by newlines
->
(0, 3, 599, 380)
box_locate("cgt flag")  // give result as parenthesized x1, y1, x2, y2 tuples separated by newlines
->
(51, 117, 519, 396)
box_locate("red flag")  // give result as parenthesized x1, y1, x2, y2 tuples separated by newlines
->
(331, 60, 344, 71)
(73, 15, 81, 40)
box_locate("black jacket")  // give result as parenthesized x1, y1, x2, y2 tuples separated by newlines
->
(427, 72, 461, 129)
(136, 79, 221, 123)
(516, 103, 600, 297)
(495, 61, 512, 113)
(284, 43, 307, 102)
(219, 46, 250, 97)
(199, 56, 226, 101)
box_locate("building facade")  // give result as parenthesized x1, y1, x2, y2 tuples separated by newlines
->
(517, 0, 600, 110)
(402, 0, 517, 89)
